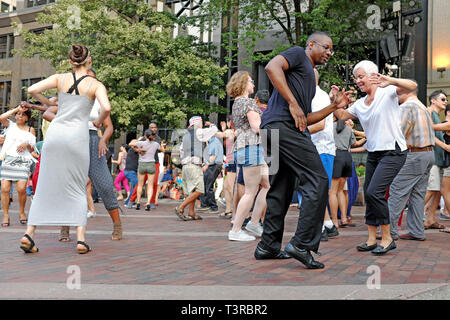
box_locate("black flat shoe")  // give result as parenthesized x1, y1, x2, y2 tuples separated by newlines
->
(284, 243, 324, 269)
(325, 225, 339, 237)
(254, 245, 291, 260)
(135, 203, 140, 210)
(371, 241, 397, 255)
(145, 204, 151, 211)
(320, 229, 328, 242)
(356, 243, 378, 252)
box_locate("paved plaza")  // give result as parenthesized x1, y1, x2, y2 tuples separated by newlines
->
(0, 194, 449, 300)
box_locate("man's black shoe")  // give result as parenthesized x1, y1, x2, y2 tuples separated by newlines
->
(254, 245, 292, 260)
(325, 225, 339, 237)
(285, 243, 325, 269)
(320, 228, 328, 241)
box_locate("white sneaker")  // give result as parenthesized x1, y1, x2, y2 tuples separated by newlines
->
(228, 230, 256, 241)
(245, 221, 263, 237)
(87, 211, 96, 219)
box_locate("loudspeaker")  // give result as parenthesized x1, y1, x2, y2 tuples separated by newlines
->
(402, 33, 414, 57)
(380, 38, 390, 61)
(386, 33, 399, 58)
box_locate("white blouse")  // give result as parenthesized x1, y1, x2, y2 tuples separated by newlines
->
(0, 120, 36, 160)
(347, 85, 407, 152)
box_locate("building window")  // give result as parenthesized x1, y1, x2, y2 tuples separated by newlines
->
(26, 0, 55, 7)
(21, 78, 43, 102)
(0, 81, 12, 114)
(1, 1, 16, 13)
(32, 26, 53, 35)
(0, 34, 14, 59)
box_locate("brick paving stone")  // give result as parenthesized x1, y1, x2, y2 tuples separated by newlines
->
(1, 194, 449, 296)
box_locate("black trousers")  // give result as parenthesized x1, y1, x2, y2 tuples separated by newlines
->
(364, 143, 407, 226)
(259, 121, 329, 254)
(200, 163, 222, 210)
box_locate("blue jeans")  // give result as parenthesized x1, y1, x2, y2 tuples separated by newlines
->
(124, 170, 138, 204)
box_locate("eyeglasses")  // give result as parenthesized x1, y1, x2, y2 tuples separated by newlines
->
(312, 41, 334, 55)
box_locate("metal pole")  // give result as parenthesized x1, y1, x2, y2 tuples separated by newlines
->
(414, 0, 428, 105)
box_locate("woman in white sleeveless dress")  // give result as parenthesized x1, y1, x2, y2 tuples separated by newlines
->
(20, 44, 111, 254)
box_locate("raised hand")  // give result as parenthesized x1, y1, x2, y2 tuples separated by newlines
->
(369, 73, 393, 88)
(330, 86, 353, 109)
(20, 101, 32, 110)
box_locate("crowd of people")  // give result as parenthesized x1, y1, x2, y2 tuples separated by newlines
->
(1, 33, 449, 271)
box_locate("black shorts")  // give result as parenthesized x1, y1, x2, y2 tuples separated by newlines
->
(332, 150, 353, 178)
(227, 163, 237, 173)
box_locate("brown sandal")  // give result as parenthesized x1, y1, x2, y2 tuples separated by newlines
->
(174, 206, 188, 221)
(111, 221, 122, 240)
(59, 226, 71, 242)
(424, 222, 445, 230)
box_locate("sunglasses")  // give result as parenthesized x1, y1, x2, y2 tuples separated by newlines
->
(441, 97, 448, 102)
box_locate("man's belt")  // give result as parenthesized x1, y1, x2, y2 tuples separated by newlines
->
(408, 146, 433, 152)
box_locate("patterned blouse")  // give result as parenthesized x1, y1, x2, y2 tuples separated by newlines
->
(232, 97, 262, 151)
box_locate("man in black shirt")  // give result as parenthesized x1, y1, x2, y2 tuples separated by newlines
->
(255, 32, 351, 269)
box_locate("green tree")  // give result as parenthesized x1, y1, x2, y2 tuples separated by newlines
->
(16, 0, 227, 135)
(189, 0, 392, 90)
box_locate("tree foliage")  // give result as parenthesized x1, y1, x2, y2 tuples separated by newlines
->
(190, 0, 391, 90)
(16, 0, 227, 134)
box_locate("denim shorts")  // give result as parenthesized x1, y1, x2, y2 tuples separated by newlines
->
(234, 144, 265, 167)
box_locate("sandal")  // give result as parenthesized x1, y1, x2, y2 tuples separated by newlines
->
(424, 222, 445, 230)
(439, 227, 450, 233)
(111, 221, 122, 240)
(19, 219, 28, 225)
(174, 206, 188, 221)
(1, 217, 10, 227)
(191, 215, 202, 220)
(219, 212, 232, 219)
(77, 241, 92, 254)
(20, 234, 39, 253)
(59, 226, 71, 242)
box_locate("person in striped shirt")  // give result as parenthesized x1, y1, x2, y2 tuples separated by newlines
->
(388, 86, 450, 241)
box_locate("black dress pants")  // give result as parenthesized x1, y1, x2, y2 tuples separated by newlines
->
(200, 163, 222, 211)
(258, 121, 329, 254)
(364, 143, 407, 226)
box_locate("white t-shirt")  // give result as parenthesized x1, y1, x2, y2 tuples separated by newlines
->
(88, 99, 101, 131)
(347, 85, 407, 152)
(310, 86, 335, 156)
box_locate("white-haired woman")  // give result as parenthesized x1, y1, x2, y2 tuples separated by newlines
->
(333, 60, 417, 255)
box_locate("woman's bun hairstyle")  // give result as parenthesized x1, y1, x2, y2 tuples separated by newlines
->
(69, 44, 90, 65)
